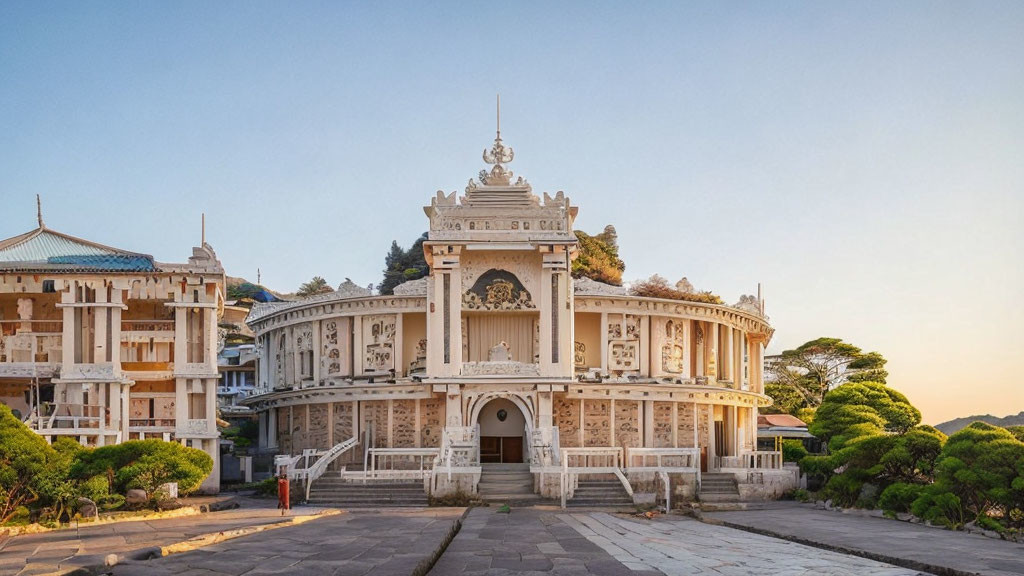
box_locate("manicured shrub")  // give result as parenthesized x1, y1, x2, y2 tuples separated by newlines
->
(912, 489, 965, 529)
(782, 439, 809, 464)
(71, 439, 213, 496)
(913, 422, 1024, 527)
(80, 475, 110, 502)
(878, 482, 924, 514)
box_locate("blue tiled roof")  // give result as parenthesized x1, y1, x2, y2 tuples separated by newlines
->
(0, 227, 157, 272)
(46, 255, 156, 271)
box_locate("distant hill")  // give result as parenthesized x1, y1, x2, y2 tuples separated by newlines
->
(935, 411, 1024, 436)
(225, 275, 292, 301)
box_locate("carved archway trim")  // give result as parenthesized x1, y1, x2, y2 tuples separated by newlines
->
(467, 391, 536, 460)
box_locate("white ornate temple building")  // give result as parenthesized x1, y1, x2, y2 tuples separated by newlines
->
(0, 206, 225, 492)
(244, 122, 797, 506)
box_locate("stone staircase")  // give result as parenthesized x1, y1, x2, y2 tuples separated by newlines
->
(698, 473, 740, 503)
(305, 477, 428, 508)
(567, 476, 634, 508)
(477, 463, 540, 504)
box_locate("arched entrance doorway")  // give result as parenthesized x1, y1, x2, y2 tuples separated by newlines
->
(477, 398, 527, 464)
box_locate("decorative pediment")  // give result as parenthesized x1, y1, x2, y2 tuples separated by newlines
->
(463, 269, 535, 311)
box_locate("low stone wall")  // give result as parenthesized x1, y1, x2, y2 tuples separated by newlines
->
(627, 470, 697, 508)
(431, 471, 480, 498)
(734, 467, 799, 500)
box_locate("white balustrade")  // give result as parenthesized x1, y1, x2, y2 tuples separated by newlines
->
(624, 447, 700, 472)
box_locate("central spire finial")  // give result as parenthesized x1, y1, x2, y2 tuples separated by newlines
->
(482, 95, 515, 186)
(36, 194, 44, 228)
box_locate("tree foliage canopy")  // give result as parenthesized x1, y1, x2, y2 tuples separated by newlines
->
(379, 232, 429, 295)
(767, 337, 888, 408)
(0, 404, 53, 522)
(572, 226, 625, 286)
(296, 276, 333, 297)
(810, 381, 920, 450)
(916, 422, 1024, 526)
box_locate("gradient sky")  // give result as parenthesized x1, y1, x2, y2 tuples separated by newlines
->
(1, 2, 1021, 424)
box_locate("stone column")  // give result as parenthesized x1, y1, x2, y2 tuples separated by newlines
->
(393, 313, 403, 377)
(643, 400, 654, 447)
(61, 289, 75, 366)
(599, 312, 609, 373)
(353, 316, 363, 376)
(445, 384, 463, 428)
(110, 287, 123, 370)
(681, 320, 692, 379)
(639, 315, 650, 377)
(93, 288, 107, 365)
(536, 387, 553, 429)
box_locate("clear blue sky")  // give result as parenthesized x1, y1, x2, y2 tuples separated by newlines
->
(2, 2, 1022, 423)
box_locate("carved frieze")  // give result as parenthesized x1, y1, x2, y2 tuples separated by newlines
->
(461, 361, 540, 376)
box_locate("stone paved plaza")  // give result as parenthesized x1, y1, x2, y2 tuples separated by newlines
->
(432, 508, 927, 576)
(108, 508, 463, 576)
(7, 501, 1024, 575)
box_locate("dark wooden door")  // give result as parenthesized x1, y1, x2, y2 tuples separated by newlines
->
(480, 437, 501, 463)
(714, 421, 726, 457)
(501, 437, 523, 463)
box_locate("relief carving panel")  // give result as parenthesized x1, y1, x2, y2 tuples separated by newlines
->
(363, 315, 396, 373)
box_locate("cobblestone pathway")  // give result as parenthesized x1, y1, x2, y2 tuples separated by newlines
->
(557, 512, 929, 576)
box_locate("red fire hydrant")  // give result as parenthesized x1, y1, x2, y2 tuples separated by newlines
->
(277, 475, 290, 513)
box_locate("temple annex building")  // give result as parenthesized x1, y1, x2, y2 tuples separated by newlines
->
(244, 122, 797, 507)
(0, 206, 226, 492)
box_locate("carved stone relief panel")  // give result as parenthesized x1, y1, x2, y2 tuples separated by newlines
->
(296, 324, 313, 352)
(392, 400, 416, 448)
(615, 400, 639, 448)
(607, 313, 642, 374)
(308, 404, 329, 450)
(584, 399, 611, 447)
(676, 403, 697, 448)
(553, 395, 580, 448)
(362, 400, 389, 447)
(462, 269, 535, 311)
(661, 320, 685, 374)
(362, 315, 396, 373)
(420, 396, 444, 448)
(653, 402, 673, 447)
(573, 342, 587, 371)
(609, 341, 639, 371)
(320, 317, 351, 376)
(409, 338, 427, 374)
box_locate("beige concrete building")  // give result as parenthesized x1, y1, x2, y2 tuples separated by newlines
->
(246, 125, 795, 505)
(0, 205, 225, 492)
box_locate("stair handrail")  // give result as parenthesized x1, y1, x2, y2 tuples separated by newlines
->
(362, 424, 373, 484)
(303, 435, 359, 500)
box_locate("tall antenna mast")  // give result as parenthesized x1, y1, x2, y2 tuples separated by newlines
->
(496, 94, 501, 140)
(201, 213, 206, 245)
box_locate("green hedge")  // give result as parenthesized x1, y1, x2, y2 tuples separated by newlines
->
(71, 439, 213, 495)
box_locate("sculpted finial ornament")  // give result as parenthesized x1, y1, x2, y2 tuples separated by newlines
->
(479, 94, 516, 186)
